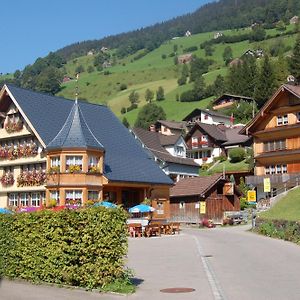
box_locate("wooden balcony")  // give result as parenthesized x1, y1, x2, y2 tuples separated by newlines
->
(255, 149, 300, 164)
(246, 173, 300, 186)
(46, 172, 102, 187)
(213, 101, 234, 110)
(0, 126, 32, 140)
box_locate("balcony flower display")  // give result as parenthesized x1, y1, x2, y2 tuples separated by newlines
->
(5, 119, 23, 133)
(67, 164, 82, 173)
(1, 172, 14, 186)
(0, 141, 38, 161)
(17, 169, 46, 187)
(88, 165, 100, 173)
(48, 166, 60, 174)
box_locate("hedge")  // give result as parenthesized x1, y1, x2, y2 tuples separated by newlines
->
(0, 207, 128, 289)
(255, 218, 300, 244)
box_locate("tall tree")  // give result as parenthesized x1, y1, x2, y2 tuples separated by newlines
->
(289, 33, 300, 83)
(189, 56, 211, 82)
(213, 74, 226, 96)
(193, 76, 206, 100)
(254, 55, 276, 108)
(128, 90, 140, 106)
(156, 86, 165, 101)
(223, 46, 233, 65)
(145, 89, 154, 103)
(134, 103, 166, 129)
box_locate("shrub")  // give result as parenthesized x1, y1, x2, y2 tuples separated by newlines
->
(87, 66, 94, 73)
(183, 46, 198, 53)
(120, 107, 126, 114)
(0, 207, 128, 289)
(180, 90, 196, 102)
(228, 147, 246, 163)
(161, 54, 167, 59)
(119, 83, 127, 91)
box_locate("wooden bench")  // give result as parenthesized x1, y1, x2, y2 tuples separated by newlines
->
(128, 223, 142, 238)
(144, 224, 161, 237)
(170, 222, 180, 234)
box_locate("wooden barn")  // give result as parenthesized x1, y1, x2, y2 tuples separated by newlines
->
(170, 174, 240, 223)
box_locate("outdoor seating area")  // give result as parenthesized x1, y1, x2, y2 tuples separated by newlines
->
(128, 221, 181, 238)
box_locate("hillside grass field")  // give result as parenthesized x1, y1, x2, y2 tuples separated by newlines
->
(259, 187, 300, 221)
(38, 23, 300, 125)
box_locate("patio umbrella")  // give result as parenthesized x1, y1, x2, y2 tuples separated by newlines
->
(93, 201, 117, 208)
(129, 204, 155, 213)
(0, 208, 13, 214)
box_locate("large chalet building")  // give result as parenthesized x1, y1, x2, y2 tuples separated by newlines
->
(242, 84, 300, 200)
(0, 85, 172, 219)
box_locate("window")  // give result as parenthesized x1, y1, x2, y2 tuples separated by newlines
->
(191, 137, 198, 148)
(282, 164, 287, 173)
(204, 114, 209, 120)
(8, 193, 18, 207)
(277, 115, 288, 126)
(88, 191, 99, 201)
(175, 146, 184, 156)
(20, 193, 29, 206)
(270, 165, 276, 174)
(66, 156, 83, 170)
(157, 201, 164, 214)
(179, 201, 185, 209)
(51, 156, 60, 167)
(89, 156, 99, 167)
(31, 193, 40, 207)
(65, 190, 82, 206)
(276, 165, 282, 174)
(297, 112, 300, 122)
(265, 164, 288, 175)
(265, 166, 270, 175)
(263, 140, 286, 152)
(50, 191, 60, 205)
(202, 135, 208, 142)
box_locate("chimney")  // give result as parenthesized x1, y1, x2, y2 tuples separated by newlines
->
(149, 124, 156, 132)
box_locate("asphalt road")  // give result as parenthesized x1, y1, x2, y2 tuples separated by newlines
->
(2, 225, 300, 300)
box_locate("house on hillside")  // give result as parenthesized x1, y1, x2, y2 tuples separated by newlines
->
(155, 120, 187, 136)
(183, 109, 232, 126)
(132, 127, 199, 182)
(185, 30, 192, 37)
(243, 49, 264, 58)
(0, 85, 173, 219)
(170, 174, 240, 223)
(178, 53, 193, 64)
(185, 123, 251, 165)
(214, 32, 223, 39)
(101, 46, 109, 52)
(290, 16, 299, 24)
(242, 84, 300, 205)
(212, 94, 255, 111)
(87, 50, 94, 56)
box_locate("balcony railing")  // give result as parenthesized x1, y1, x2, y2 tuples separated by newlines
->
(246, 173, 300, 186)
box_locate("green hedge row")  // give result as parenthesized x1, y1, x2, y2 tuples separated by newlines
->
(255, 218, 300, 244)
(0, 207, 128, 289)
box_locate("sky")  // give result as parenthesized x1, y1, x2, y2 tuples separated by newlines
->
(0, 0, 213, 74)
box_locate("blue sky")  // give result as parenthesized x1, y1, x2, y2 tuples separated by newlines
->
(0, 0, 212, 74)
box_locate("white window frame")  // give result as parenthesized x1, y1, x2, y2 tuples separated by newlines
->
(66, 156, 83, 169)
(31, 192, 41, 207)
(265, 166, 270, 175)
(89, 156, 99, 167)
(277, 115, 288, 126)
(282, 164, 287, 173)
(8, 193, 18, 207)
(50, 156, 60, 167)
(20, 193, 29, 206)
(50, 191, 60, 205)
(65, 190, 83, 206)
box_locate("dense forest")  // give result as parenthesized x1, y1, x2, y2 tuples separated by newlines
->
(56, 0, 300, 60)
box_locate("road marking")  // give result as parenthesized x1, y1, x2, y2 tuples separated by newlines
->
(193, 235, 226, 300)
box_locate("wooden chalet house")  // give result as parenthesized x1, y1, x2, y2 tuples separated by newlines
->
(170, 174, 240, 223)
(0, 85, 173, 219)
(242, 84, 300, 201)
(212, 94, 255, 111)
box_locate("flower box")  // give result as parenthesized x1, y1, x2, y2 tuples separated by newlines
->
(1, 173, 14, 186)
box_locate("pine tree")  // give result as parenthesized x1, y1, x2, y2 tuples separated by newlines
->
(289, 33, 300, 83)
(241, 56, 258, 98)
(193, 76, 206, 100)
(156, 86, 165, 101)
(213, 74, 226, 96)
(254, 55, 276, 108)
(144, 89, 154, 103)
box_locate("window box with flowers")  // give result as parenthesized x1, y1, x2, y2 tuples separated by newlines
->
(1, 172, 14, 186)
(88, 165, 101, 173)
(202, 157, 208, 162)
(5, 119, 23, 133)
(17, 169, 46, 187)
(67, 164, 82, 173)
(0, 141, 38, 161)
(48, 166, 60, 174)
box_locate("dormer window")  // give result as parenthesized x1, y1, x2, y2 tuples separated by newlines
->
(277, 115, 288, 126)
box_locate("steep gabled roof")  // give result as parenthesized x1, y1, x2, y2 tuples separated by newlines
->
(156, 120, 187, 130)
(159, 133, 182, 146)
(132, 127, 199, 167)
(4, 85, 173, 185)
(241, 84, 300, 135)
(182, 109, 231, 122)
(212, 93, 254, 105)
(170, 173, 224, 197)
(47, 100, 104, 151)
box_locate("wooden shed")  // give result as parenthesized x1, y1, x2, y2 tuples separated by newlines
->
(170, 174, 240, 223)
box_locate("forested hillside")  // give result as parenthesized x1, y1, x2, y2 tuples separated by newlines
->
(56, 0, 300, 60)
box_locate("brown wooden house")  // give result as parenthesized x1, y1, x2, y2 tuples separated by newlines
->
(242, 84, 300, 202)
(170, 174, 240, 223)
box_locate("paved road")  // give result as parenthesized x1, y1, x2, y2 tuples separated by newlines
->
(2, 225, 300, 300)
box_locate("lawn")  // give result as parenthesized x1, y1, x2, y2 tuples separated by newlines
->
(259, 187, 300, 221)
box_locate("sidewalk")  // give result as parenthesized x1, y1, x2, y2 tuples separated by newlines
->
(1, 233, 213, 300)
